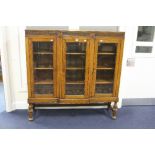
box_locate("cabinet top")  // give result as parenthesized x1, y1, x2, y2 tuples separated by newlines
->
(25, 30, 125, 38)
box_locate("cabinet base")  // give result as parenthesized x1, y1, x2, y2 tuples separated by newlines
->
(27, 102, 118, 121)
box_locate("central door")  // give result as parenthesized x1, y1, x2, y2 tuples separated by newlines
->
(60, 36, 91, 104)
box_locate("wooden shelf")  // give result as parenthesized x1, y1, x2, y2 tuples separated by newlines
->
(66, 53, 85, 55)
(97, 67, 114, 70)
(35, 93, 53, 96)
(66, 67, 85, 70)
(34, 67, 53, 70)
(34, 52, 53, 55)
(35, 80, 53, 85)
(96, 80, 113, 84)
(98, 52, 115, 55)
(66, 81, 84, 84)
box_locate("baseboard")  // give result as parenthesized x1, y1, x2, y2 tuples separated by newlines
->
(122, 98, 155, 106)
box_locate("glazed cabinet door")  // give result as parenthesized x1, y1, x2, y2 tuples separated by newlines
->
(60, 36, 91, 103)
(90, 37, 123, 102)
(27, 37, 58, 100)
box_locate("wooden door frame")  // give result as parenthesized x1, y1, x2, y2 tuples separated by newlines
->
(89, 36, 124, 102)
(26, 36, 59, 102)
(59, 35, 91, 103)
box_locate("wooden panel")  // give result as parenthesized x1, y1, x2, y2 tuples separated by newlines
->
(26, 37, 32, 98)
(28, 98, 58, 104)
(59, 99, 89, 104)
(90, 36, 123, 99)
(27, 36, 58, 99)
(89, 97, 118, 103)
(25, 30, 125, 38)
(56, 32, 63, 99)
(90, 37, 98, 97)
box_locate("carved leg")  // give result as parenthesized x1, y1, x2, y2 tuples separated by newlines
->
(28, 104, 34, 121)
(111, 102, 118, 120)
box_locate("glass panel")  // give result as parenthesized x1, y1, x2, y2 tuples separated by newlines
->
(96, 70, 114, 82)
(66, 42, 86, 53)
(97, 55, 115, 68)
(98, 43, 116, 53)
(65, 42, 87, 95)
(66, 84, 84, 95)
(66, 54, 85, 67)
(66, 70, 85, 82)
(135, 46, 152, 53)
(34, 54, 53, 68)
(137, 26, 155, 42)
(33, 41, 53, 95)
(95, 43, 117, 95)
(34, 70, 53, 83)
(96, 84, 113, 94)
(34, 84, 53, 94)
(33, 42, 53, 53)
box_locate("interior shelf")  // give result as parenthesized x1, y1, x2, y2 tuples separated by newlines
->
(98, 52, 116, 55)
(35, 94, 53, 96)
(96, 67, 114, 70)
(34, 52, 53, 55)
(35, 80, 53, 84)
(66, 81, 84, 84)
(66, 53, 85, 55)
(34, 67, 53, 70)
(66, 67, 85, 70)
(96, 79, 113, 84)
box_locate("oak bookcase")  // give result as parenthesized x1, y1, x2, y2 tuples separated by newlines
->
(25, 30, 125, 120)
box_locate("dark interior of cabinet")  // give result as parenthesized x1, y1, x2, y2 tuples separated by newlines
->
(97, 55, 115, 68)
(96, 70, 114, 82)
(34, 55, 53, 68)
(33, 41, 54, 95)
(33, 42, 53, 53)
(95, 43, 117, 94)
(34, 84, 53, 95)
(98, 43, 116, 53)
(66, 42, 86, 53)
(66, 54, 85, 67)
(65, 42, 86, 95)
(95, 84, 113, 94)
(66, 70, 85, 82)
(31, 39, 119, 96)
(34, 70, 53, 83)
(66, 84, 84, 95)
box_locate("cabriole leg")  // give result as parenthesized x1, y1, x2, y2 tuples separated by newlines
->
(28, 104, 34, 121)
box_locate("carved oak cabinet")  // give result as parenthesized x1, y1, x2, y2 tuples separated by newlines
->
(25, 30, 125, 121)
